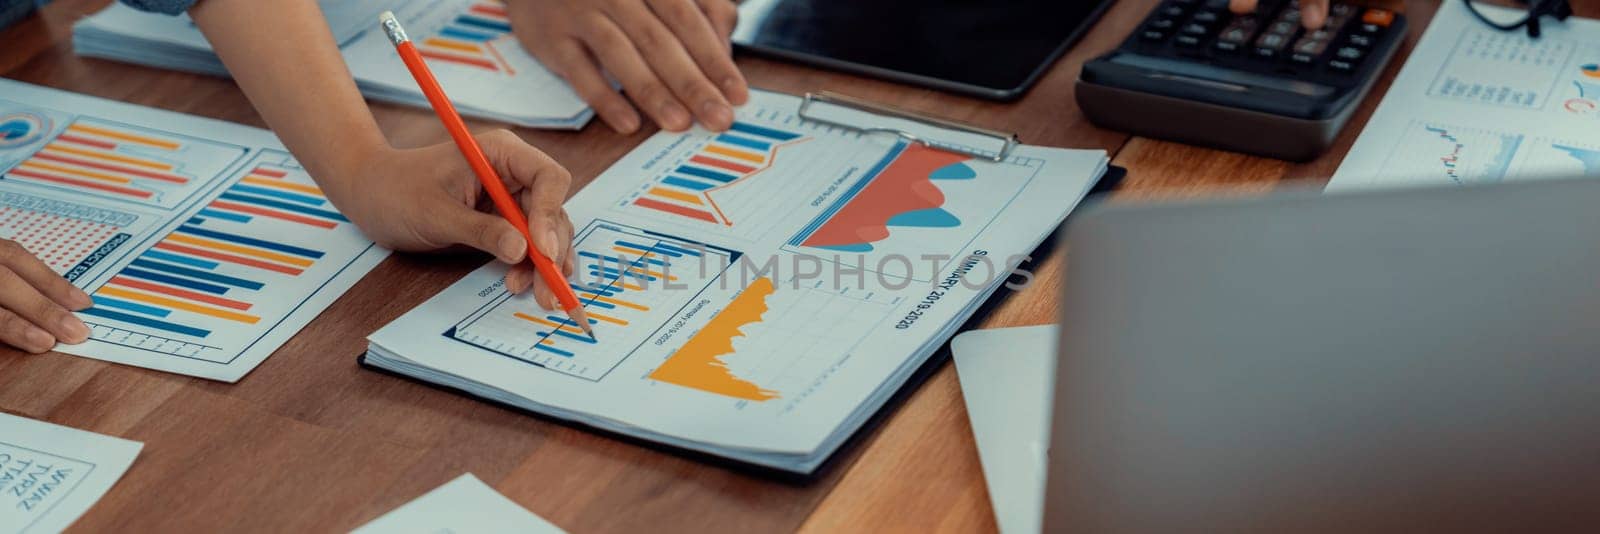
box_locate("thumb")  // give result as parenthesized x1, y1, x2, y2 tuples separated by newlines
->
(435, 205, 527, 264)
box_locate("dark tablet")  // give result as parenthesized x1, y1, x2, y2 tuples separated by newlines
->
(731, 0, 1115, 101)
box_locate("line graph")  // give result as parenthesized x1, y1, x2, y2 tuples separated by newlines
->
(627, 121, 808, 226)
(446, 220, 740, 381)
(1380, 121, 1524, 186)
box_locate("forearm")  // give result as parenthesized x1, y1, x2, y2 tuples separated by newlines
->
(189, 0, 387, 200)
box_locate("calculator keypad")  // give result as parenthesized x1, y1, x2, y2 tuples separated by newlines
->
(1134, 0, 1396, 79)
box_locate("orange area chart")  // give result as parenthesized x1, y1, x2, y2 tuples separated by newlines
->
(648, 278, 780, 401)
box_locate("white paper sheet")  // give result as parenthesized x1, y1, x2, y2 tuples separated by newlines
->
(352, 474, 564, 534)
(366, 89, 1106, 472)
(1329, 0, 1600, 191)
(0, 414, 142, 534)
(0, 80, 389, 382)
(951, 325, 1056, 534)
(73, 0, 593, 129)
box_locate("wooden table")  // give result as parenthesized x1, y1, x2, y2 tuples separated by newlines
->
(2, 0, 1564, 531)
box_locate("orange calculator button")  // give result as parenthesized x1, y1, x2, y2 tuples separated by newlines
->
(1362, 9, 1395, 27)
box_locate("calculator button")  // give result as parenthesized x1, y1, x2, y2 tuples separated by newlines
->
(1219, 25, 1254, 41)
(1334, 46, 1365, 61)
(1192, 10, 1222, 24)
(1175, 34, 1203, 47)
(1293, 30, 1333, 50)
(1160, 5, 1187, 17)
(1347, 33, 1373, 47)
(1254, 33, 1290, 58)
(1361, 9, 1395, 27)
(1141, 29, 1168, 41)
(1328, 59, 1356, 72)
(1269, 20, 1298, 34)
(1330, 4, 1355, 17)
(1149, 18, 1177, 30)
(1181, 23, 1211, 36)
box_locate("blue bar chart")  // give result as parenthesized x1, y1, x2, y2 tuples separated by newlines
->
(447, 220, 738, 381)
(74, 151, 383, 368)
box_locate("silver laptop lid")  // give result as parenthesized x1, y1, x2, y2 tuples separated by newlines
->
(1045, 178, 1600, 532)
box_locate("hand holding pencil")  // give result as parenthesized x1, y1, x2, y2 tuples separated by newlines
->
(378, 11, 595, 337)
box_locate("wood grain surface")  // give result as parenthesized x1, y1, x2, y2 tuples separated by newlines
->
(1, 0, 1566, 531)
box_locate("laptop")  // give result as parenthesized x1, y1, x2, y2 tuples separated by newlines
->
(955, 177, 1600, 532)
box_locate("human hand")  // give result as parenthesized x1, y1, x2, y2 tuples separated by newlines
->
(326, 130, 578, 310)
(0, 241, 91, 353)
(506, 0, 749, 134)
(1230, 0, 1331, 28)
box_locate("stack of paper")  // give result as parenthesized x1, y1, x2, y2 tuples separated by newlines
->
(71, 1, 382, 77)
(72, 0, 592, 129)
(1, 79, 388, 381)
(0, 413, 143, 533)
(1330, 0, 1600, 190)
(364, 89, 1108, 474)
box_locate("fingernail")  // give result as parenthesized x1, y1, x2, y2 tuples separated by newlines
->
(660, 102, 691, 130)
(498, 233, 526, 263)
(539, 229, 561, 260)
(721, 77, 742, 95)
(702, 101, 734, 130)
(59, 315, 89, 344)
(610, 108, 640, 134)
(505, 271, 526, 294)
(70, 287, 92, 310)
(24, 327, 54, 352)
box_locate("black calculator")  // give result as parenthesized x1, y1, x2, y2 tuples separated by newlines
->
(1076, 0, 1406, 161)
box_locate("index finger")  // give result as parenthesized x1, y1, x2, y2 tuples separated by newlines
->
(1299, 0, 1330, 29)
(1229, 0, 1258, 14)
(648, 0, 748, 106)
(484, 130, 572, 221)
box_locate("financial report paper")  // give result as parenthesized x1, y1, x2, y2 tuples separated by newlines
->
(0, 414, 142, 534)
(1330, 0, 1600, 190)
(0, 80, 388, 381)
(73, 0, 592, 129)
(367, 89, 1108, 473)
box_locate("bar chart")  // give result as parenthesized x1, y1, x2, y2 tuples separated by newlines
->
(75, 151, 379, 364)
(415, 1, 516, 74)
(2, 117, 246, 209)
(447, 220, 738, 381)
(626, 121, 809, 226)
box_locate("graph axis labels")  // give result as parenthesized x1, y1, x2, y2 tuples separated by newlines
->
(443, 219, 744, 382)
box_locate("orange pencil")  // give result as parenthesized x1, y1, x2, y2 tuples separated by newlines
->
(378, 11, 594, 338)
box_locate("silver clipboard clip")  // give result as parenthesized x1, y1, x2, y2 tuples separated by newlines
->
(797, 91, 1019, 162)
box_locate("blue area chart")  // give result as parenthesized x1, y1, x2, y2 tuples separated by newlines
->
(1553, 144, 1600, 176)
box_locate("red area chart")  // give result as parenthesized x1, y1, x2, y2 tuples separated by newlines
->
(790, 143, 975, 253)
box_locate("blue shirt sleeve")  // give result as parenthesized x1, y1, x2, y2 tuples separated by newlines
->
(118, 0, 197, 15)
